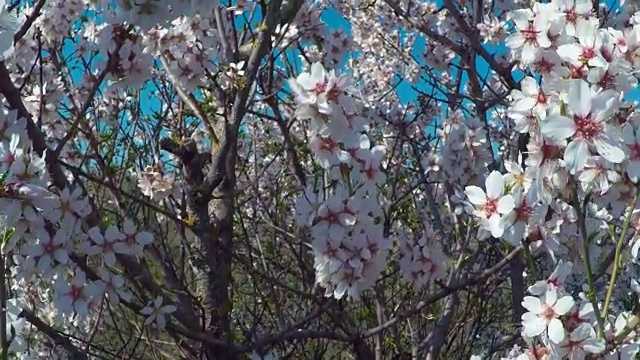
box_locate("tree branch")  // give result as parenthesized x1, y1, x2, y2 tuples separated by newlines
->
(19, 309, 88, 360)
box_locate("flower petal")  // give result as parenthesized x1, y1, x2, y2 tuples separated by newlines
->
(593, 132, 625, 164)
(521, 313, 546, 337)
(547, 318, 566, 343)
(521, 77, 539, 96)
(567, 80, 593, 117)
(464, 186, 487, 205)
(485, 171, 505, 199)
(522, 296, 542, 313)
(488, 214, 505, 238)
(541, 115, 576, 140)
(591, 89, 620, 123)
(497, 195, 515, 214)
(553, 296, 575, 315)
(564, 139, 590, 174)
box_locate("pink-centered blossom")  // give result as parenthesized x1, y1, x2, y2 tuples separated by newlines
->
(541, 80, 625, 174)
(521, 291, 574, 343)
(465, 171, 515, 238)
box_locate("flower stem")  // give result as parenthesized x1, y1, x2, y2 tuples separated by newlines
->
(0, 239, 7, 360)
(615, 314, 640, 342)
(521, 239, 537, 281)
(572, 181, 605, 337)
(602, 190, 639, 321)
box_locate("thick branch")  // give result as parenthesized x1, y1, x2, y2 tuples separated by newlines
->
(361, 245, 523, 338)
(20, 309, 88, 360)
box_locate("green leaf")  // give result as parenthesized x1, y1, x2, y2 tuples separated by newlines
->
(1, 229, 14, 253)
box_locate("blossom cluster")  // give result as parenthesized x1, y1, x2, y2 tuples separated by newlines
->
(397, 225, 447, 287)
(462, 0, 640, 358)
(137, 165, 179, 200)
(0, 115, 159, 356)
(290, 63, 395, 299)
(0, 2, 169, 346)
(6, 0, 640, 357)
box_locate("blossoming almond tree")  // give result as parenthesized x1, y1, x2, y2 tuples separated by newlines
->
(3, 0, 640, 359)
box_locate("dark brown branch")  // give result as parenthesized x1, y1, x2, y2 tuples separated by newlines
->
(12, 0, 47, 44)
(20, 309, 88, 360)
(360, 245, 523, 339)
